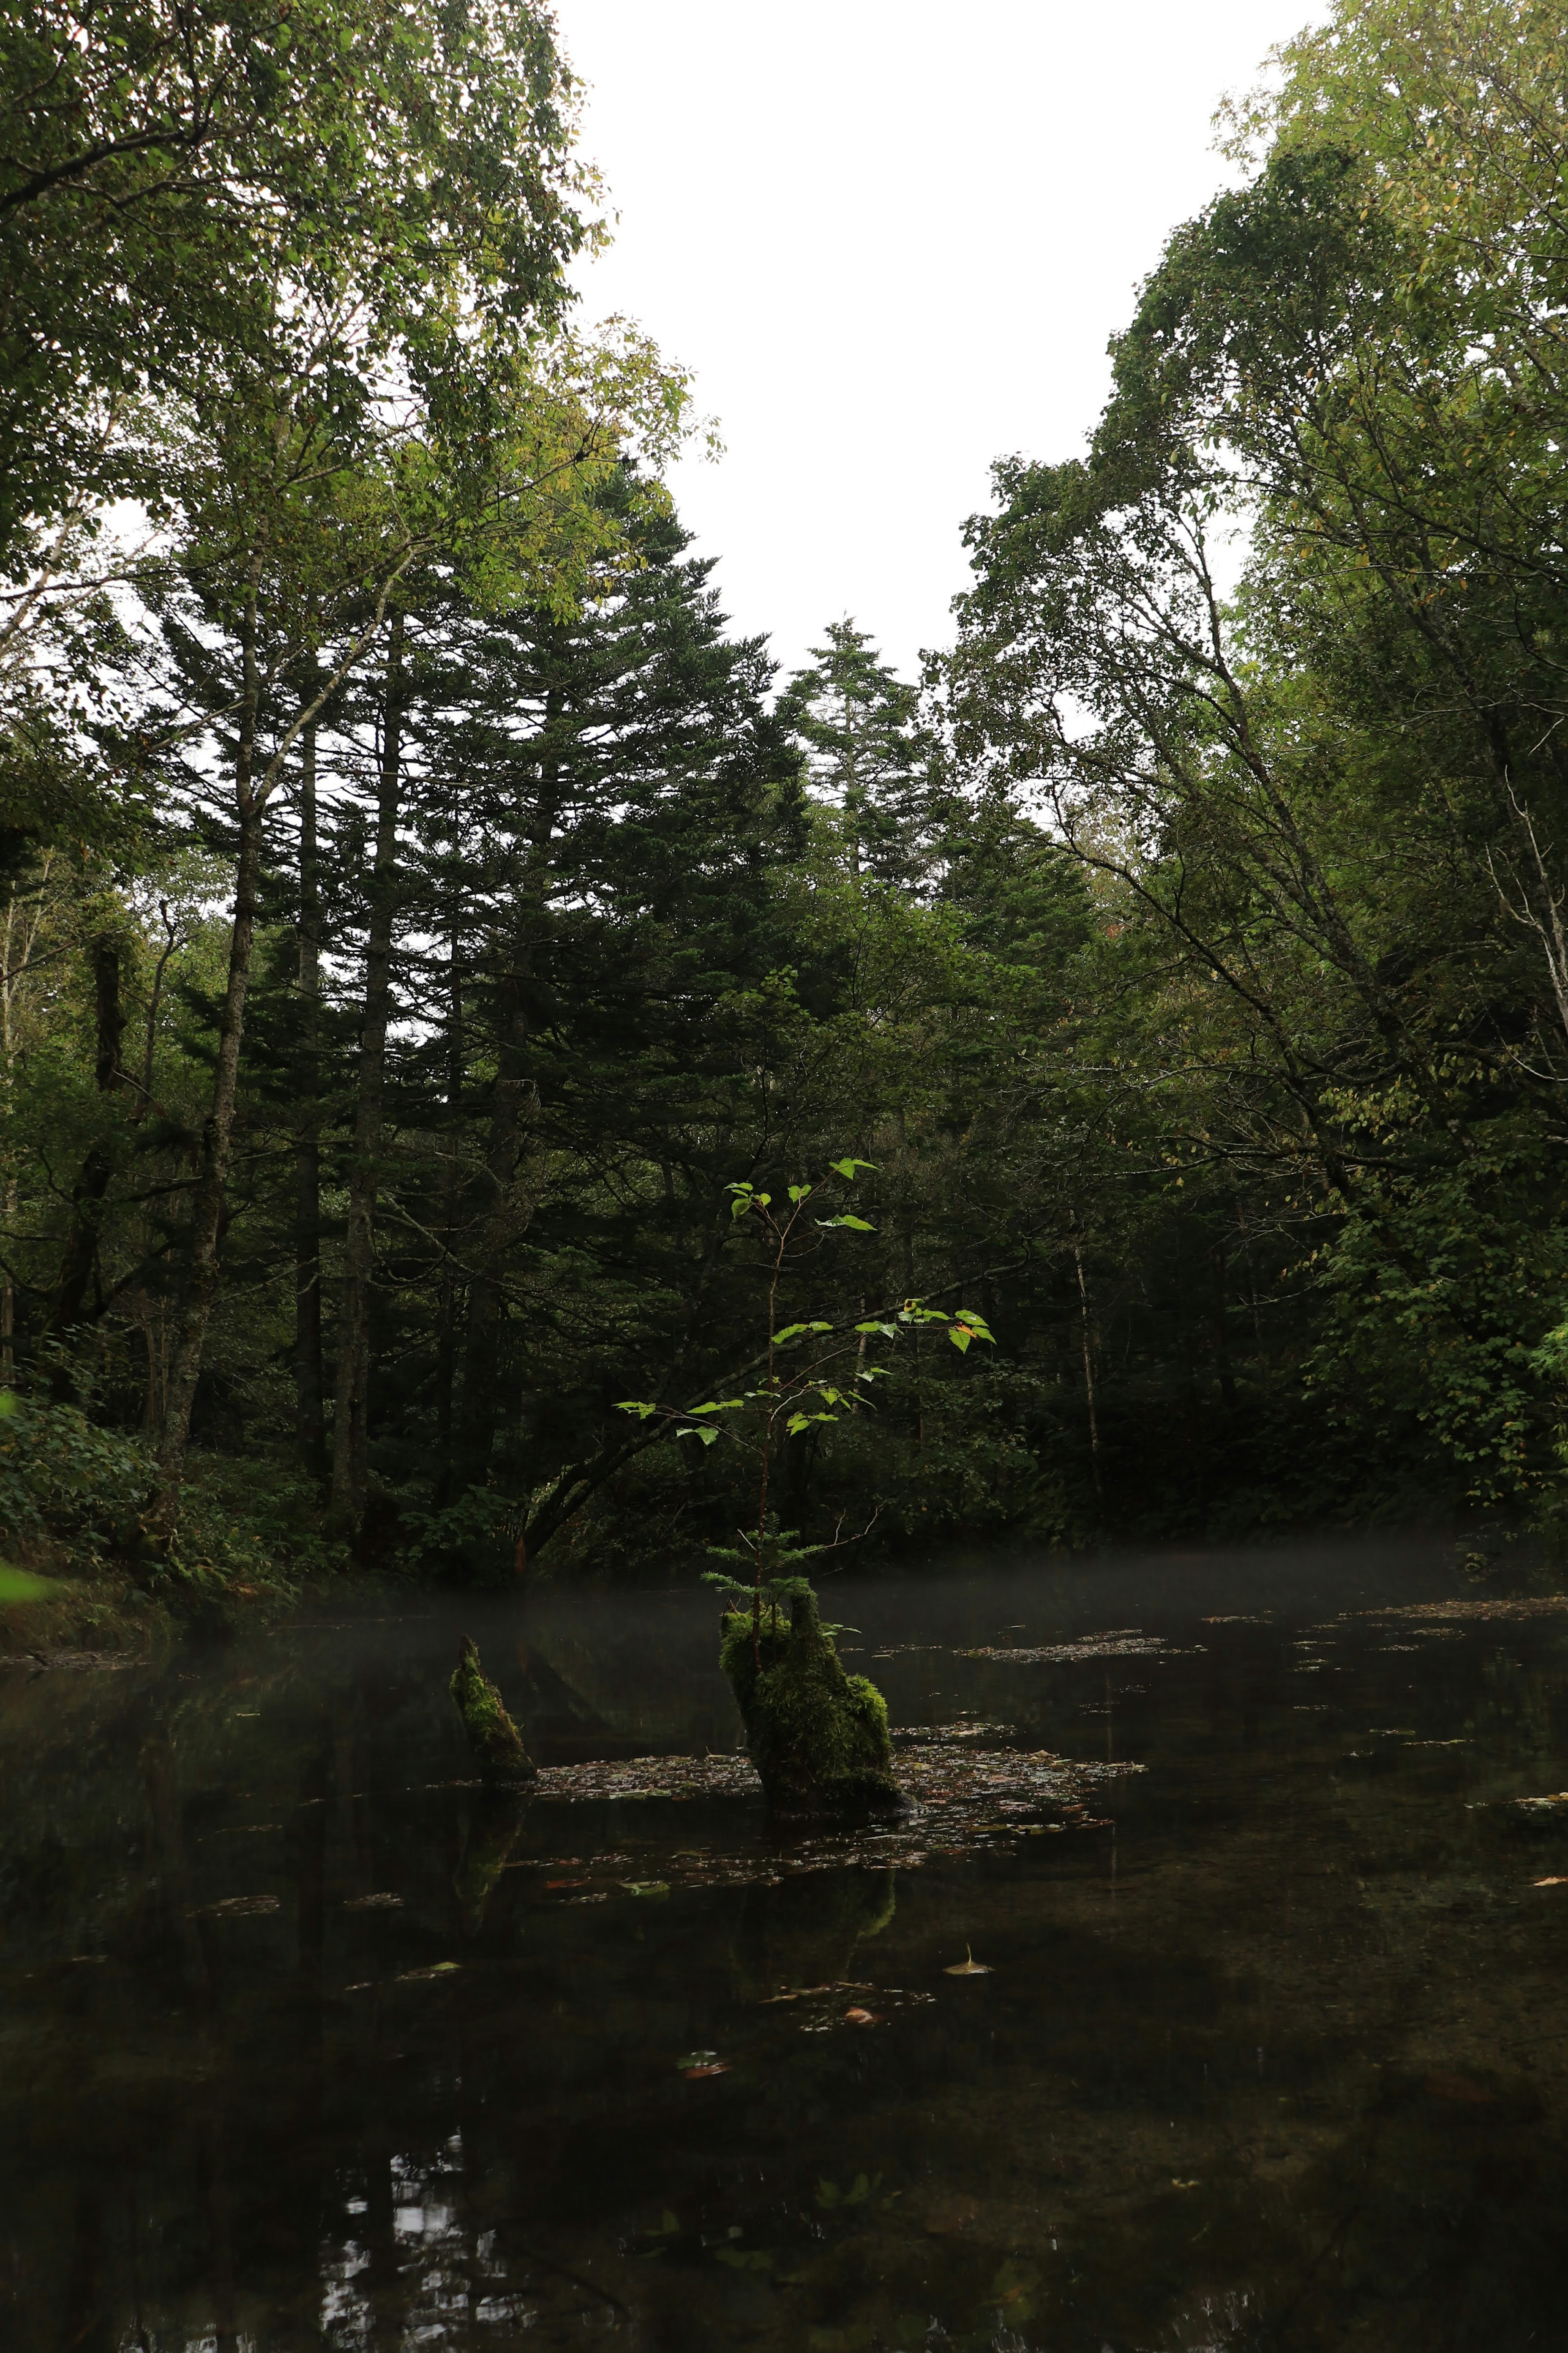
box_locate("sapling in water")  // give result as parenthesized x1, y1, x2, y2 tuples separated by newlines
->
(616, 1159, 994, 1815)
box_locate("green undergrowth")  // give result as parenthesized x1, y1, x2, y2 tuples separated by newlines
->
(0, 1392, 355, 1650)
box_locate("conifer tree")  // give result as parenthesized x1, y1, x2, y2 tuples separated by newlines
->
(780, 620, 933, 888)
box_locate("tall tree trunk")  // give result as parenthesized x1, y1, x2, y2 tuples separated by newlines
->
(453, 981, 530, 1489)
(331, 614, 405, 1539)
(1071, 1232, 1103, 1501)
(294, 720, 327, 1477)
(49, 932, 127, 1371)
(157, 556, 265, 1506)
(433, 907, 464, 1499)
(452, 708, 561, 1493)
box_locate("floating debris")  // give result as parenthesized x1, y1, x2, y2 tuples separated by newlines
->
(893, 1722, 1017, 1743)
(344, 1892, 404, 1910)
(9, 1649, 141, 1673)
(1372, 1596, 1568, 1623)
(944, 1947, 991, 1976)
(955, 1635, 1174, 1664)
(505, 1737, 1140, 1895)
(192, 1896, 280, 1919)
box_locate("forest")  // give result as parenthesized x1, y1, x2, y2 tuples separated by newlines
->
(3, 0, 1567, 1617)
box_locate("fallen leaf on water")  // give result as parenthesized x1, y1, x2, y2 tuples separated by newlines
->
(192, 1896, 280, 1919)
(842, 2007, 882, 2027)
(944, 1946, 991, 1976)
(760, 1981, 871, 2005)
(677, 2050, 718, 2070)
(622, 1880, 670, 1898)
(1171, 2178, 1200, 2190)
(344, 1893, 402, 1910)
(546, 1878, 588, 1890)
(684, 2062, 730, 2079)
(1533, 1876, 1568, 1888)
(395, 1962, 461, 1982)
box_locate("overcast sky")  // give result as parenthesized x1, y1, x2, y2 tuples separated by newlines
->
(552, 1, 1323, 687)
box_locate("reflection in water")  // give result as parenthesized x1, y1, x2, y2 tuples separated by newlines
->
(453, 1791, 530, 1936)
(4, 1543, 1568, 2349)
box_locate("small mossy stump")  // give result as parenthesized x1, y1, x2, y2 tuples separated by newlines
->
(720, 1583, 901, 1817)
(450, 1635, 535, 1786)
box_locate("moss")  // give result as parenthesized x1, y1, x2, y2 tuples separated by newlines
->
(719, 1582, 901, 1817)
(450, 1635, 535, 1786)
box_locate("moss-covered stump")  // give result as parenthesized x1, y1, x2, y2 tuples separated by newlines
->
(450, 1635, 535, 1786)
(720, 1584, 901, 1817)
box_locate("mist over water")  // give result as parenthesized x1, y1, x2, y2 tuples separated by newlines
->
(5, 1535, 1568, 2351)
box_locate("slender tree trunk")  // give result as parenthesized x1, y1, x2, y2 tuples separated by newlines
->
(454, 704, 561, 1492)
(158, 559, 266, 1505)
(433, 908, 464, 1498)
(454, 985, 530, 1487)
(294, 720, 327, 1477)
(50, 933, 127, 1371)
(331, 615, 405, 1539)
(1072, 1238, 1103, 1501)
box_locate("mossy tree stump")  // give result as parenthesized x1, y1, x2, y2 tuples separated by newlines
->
(720, 1583, 901, 1817)
(450, 1635, 535, 1786)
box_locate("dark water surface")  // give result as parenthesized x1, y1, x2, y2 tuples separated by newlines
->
(5, 1540, 1568, 2352)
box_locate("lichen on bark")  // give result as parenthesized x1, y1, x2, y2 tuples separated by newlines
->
(720, 1581, 900, 1817)
(450, 1634, 535, 1786)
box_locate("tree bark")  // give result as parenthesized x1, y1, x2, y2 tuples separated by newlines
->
(331, 614, 405, 1538)
(451, 694, 561, 1494)
(50, 931, 127, 1354)
(432, 906, 464, 1497)
(294, 720, 327, 1477)
(157, 554, 266, 1507)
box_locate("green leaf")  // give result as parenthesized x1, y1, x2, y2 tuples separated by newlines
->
(614, 1400, 660, 1418)
(855, 1320, 898, 1336)
(955, 1309, 996, 1339)
(677, 1427, 720, 1446)
(949, 1328, 973, 1353)
(817, 1214, 875, 1231)
(729, 1195, 753, 1221)
(687, 1398, 745, 1414)
(787, 1184, 813, 1202)
(829, 1158, 877, 1178)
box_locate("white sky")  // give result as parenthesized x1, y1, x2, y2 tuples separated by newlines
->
(553, 0, 1323, 689)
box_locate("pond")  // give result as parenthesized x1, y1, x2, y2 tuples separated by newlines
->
(4, 1537, 1568, 2352)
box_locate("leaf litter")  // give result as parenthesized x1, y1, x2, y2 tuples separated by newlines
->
(954, 1633, 1202, 1664)
(509, 1735, 1139, 1900)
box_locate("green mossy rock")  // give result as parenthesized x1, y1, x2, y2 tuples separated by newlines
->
(720, 1583, 901, 1817)
(450, 1635, 535, 1786)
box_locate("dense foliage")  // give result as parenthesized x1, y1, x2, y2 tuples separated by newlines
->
(4, 0, 1567, 1601)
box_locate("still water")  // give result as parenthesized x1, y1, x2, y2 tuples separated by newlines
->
(4, 1541, 1568, 2352)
